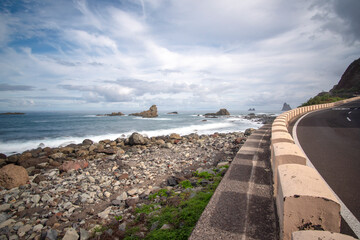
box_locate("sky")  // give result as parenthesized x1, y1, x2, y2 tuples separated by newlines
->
(0, 0, 359, 112)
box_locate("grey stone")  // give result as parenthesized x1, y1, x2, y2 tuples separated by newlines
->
(0, 204, 10, 212)
(46, 229, 58, 240)
(62, 228, 79, 240)
(118, 222, 126, 232)
(33, 224, 43, 232)
(17, 224, 32, 237)
(80, 228, 90, 240)
(32, 194, 41, 204)
(116, 192, 128, 201)
(0, 213, 10, 223)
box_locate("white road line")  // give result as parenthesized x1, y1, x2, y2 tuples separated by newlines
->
(348, 111, 352, 114)
(293, 113, 360, 238)
(347, 117, 352, 122)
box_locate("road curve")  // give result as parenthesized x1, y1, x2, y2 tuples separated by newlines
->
(295, 99, 360, 237)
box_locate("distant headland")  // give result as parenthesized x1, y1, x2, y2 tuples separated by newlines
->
(0, 112, 25, 115)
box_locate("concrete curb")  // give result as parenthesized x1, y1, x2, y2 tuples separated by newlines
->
(292, 230, 357, 240)
(271, 96, 360, 240)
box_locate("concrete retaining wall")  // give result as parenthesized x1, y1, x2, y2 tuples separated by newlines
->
(271, 96, 360, 240)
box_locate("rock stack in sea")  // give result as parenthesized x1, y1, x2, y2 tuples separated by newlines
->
(0, 129, 254, 239)
(204, 108, 230, 118)
(281, 102, 291, 111)
(130, 105, 158, 118)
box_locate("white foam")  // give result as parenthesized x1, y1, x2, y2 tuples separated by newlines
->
(134, 117, 172, 121)
(0, 118, 262, 155)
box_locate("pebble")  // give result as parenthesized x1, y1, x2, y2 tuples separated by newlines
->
(17, 224, 32, 237)
(0, 204, 10, 212)
(33, 224, 43, 232)
(98, 207, 112, 219)
(0, 219, 15, 229)
(116, 192, 128, 201)
(46, 229, 58, 240)
(62, 228, 79, 240)
(0, 129, 253, 238)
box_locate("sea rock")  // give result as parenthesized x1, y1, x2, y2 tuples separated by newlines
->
(281, 102, 292, 111)
(59, 160, 89, 172)
(129, 133, 146, 146)
(0, 164, 29, 189)
(204, 108, 230, 117)
(0, 154, 7, 159)
(167, 112, 178, 114)
(130, 105, 158, 118)
(215, 108, 230, 115)
(106, 112, 125, 116)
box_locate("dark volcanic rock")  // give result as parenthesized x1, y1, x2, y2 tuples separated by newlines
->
(331, 58, 360, 94)
(205, 108, 230, 117)
(130, 105, 158, 118)
(128, 133, 146, 146)
(281, 102, 292, 111)
(167, 112, 178, 114)
(98, 112, 125, 116)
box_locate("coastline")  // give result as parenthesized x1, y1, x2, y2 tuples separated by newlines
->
(0, 113, 274, 156)
(0, 129, 255, 239)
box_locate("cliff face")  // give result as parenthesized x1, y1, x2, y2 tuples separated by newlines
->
(330, 58, 360, 96)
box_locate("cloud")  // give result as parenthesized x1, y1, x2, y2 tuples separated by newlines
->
(0, 0, 359, 111)
(0, 83, 35, 91)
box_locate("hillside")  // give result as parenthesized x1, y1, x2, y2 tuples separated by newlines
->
(301, 58, 360, 106)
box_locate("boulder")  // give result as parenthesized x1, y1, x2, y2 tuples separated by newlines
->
(169, 133, 181, 140)
(0, 164, 29, 189)
(129, 132, 146, 145)
(82, 139, 93, 145)
(59, 160, 89, 172)
(244, 128, 256, 136)
(130, 105, 158, 118)
(0, 153, 6, 159)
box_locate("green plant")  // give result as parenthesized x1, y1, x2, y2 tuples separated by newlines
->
(149, 189, 169, 201)
(300, 93, 345, 107)
(114, 215, 123, 221)
(135, 203, 160, 214)
(194, 171, 214, 180)
(180, 180, 193, 189)
(92, 225, 108, 233)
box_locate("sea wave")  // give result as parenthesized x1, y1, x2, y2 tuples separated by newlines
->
(0, 119, 262, 155)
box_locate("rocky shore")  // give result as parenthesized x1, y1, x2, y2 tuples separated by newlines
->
(0, 129, 256, 239)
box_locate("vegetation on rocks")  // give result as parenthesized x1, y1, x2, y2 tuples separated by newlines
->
(300, 93, 344, 107)
(90, 166, 228, 239)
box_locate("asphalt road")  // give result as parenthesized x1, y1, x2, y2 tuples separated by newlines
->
(295, 99, 360, 237)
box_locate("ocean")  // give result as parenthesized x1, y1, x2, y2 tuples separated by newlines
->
(0, 110, 279, 155)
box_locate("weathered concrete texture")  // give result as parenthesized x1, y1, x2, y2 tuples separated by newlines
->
(272, 125, 289, 133)
(292, 230, 357, 240)
(271, 132, 295, 144)
(277, 164, 341, 240)
(271, 142, 306, 195)
(190, 124, 278, 240)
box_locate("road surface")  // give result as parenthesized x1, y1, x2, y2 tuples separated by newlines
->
(294, 99, 360, 238)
